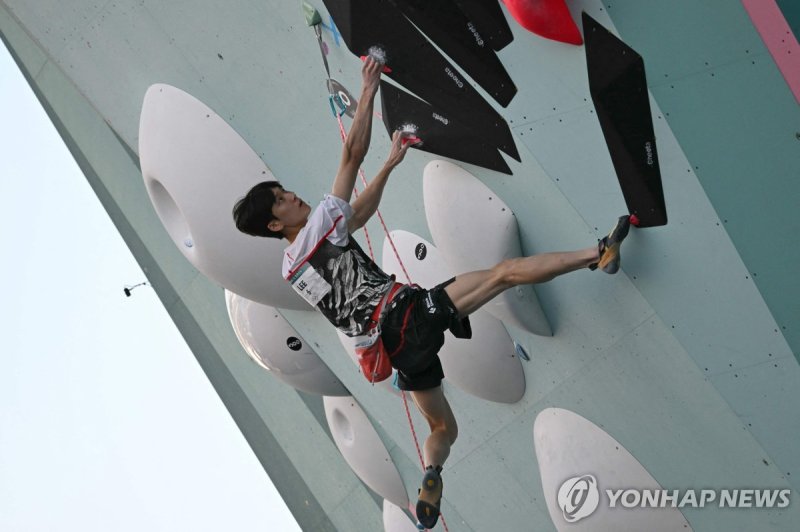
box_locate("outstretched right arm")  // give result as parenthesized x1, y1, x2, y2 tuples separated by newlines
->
(331, 57, 382, 202)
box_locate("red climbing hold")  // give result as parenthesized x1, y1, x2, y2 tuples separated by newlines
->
(629, 214, 641, 227)
(502, 0, 583, 45)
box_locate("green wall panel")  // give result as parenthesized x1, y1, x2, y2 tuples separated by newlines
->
(607, 0, 800, 362)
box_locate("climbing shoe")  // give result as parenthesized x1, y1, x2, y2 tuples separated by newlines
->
(590, 215, 631, 274)
(416, 466, 443, 529)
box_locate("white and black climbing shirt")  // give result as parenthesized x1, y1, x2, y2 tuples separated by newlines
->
(283, 194, 395, 336)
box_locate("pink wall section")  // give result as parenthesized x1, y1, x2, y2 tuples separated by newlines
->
(741, 0, 800, 103)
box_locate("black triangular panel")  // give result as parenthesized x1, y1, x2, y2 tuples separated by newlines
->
(322, 0, 520, 161)
(380, 81, 512, 175)
(584, 12, 667, 227)
(454, 0, 514, 51)
(390, 0, 517, 106)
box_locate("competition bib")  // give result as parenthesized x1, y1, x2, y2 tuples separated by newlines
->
(289, 263, 332, 307)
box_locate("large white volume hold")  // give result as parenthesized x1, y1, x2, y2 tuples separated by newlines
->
(225, 290, 348, 396)
(383, 500, 419, 532)
(323, 396, 409, 508)
(534, 408, 692, 531)
(139, 83, 305, 310)
(423, 160, 552, 336)
(382, 231, 525, 403)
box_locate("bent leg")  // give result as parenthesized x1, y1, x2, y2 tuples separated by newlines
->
(445, 247, 599, 317)
(409, 386, 458, 469)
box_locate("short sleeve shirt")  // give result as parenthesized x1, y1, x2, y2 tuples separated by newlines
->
(283, 195, 395, 336)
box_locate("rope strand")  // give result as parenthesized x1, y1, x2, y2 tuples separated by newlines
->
(312, 25, 447, 531)
(334, 106, 449, 532)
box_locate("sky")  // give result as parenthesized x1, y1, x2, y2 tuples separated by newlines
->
(0, 43, 300, 531)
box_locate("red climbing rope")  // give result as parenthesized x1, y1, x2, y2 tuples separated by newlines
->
(333, 101, 450, 532)
(312, 21, 448, 532)
(401, 388, 425, 469)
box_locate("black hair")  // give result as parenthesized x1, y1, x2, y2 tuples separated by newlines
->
(232, 181, 284, 239)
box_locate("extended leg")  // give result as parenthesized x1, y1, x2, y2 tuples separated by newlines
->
(445, 247, 599, 317)
(411, 385, 456, 529)
(410, 385, 458, 469)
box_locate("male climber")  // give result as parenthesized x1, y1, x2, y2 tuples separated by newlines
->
(232, 56, 631, 529)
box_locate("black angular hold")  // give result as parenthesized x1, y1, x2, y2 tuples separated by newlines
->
(389, 0, 517, 106)
(454, 0, 514, 51)
(381, 80, 512, 175)
(322, 0, 520, 161)
(583, 12, 667, 227)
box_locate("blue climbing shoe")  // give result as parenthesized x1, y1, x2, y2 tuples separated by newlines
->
(416, 466, 443, 529)
(590, 215, 631, 274)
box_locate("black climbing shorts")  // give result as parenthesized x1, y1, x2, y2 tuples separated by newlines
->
(380, 278, 472, 391)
